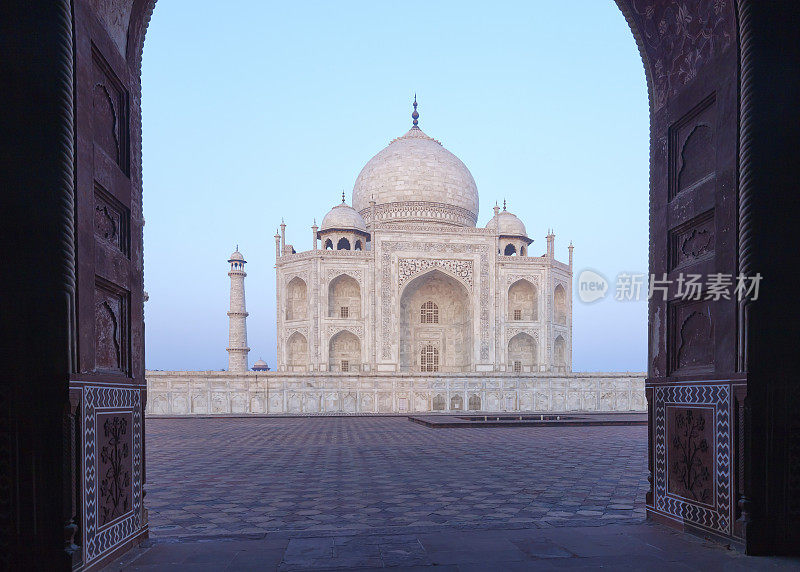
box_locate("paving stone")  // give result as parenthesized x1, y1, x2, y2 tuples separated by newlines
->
(142, 418, 649, 539)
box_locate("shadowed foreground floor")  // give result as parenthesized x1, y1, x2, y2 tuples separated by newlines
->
(105, 418, 799, 570)
(143, 417, 648, 537)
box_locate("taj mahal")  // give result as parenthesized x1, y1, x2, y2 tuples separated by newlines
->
(147, 101, 644, 416)
(273, 100, 572, 375)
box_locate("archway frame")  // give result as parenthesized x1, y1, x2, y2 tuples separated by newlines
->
(5, 1, 800, 569)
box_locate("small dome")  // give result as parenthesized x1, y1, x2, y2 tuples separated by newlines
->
(252, 359, 269, 371)
(488, 210, 527, 237)
(228, 249, 245, 262)
(320, 202, 368, 234)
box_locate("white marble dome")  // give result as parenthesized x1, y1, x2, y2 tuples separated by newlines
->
(352, 126, 479, 227)
(228, 249, 245, 262)
(320, 201, 368, 233)
(488, 210, 527, 237)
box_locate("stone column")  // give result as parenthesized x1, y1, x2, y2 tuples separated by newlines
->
(227, 248, 250, 372)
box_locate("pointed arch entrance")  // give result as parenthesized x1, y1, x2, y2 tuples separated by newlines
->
(5, 0, 800, 567)
(398, 269, 472, 372)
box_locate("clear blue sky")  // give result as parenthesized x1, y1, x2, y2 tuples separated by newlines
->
(142, 0, 649, 372)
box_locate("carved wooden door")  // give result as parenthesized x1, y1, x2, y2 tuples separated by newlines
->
(67, 1, 148, 568)
(620, 1, 745, 544)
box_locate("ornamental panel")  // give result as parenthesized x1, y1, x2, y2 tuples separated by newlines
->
(653, 384, 731, 535)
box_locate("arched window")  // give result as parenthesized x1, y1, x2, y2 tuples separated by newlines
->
(554, 284, 567, 325)
(420, 344, 439, 372)
(450, 395, 463, 410)
(286, 277, 307, 320)
(508, 279, 537, 321)
(504, 243, 517, 256)
(324, 239, 333, 250)
(420, 301, 439, 324)
(432, 394, 445, 411)
(337, 237, 350, 250)
(354, 240, 362, 251)
(468, 394, 481, 410)
(554, 335, 567, 370)
(520, 245, 526, 256)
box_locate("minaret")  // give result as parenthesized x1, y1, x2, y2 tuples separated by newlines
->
(226, 247, 250, 372)
(568, 241, 574, 268)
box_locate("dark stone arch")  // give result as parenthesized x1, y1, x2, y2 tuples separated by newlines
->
(7, 0, 800, 566)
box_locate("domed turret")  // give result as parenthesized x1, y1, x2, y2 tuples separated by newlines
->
(488, 201, 532, 256)
(489, 210, 528, 238)
(252, 359, 269, 371)
(318, 193, 370, 251)
(352, 97, 479, 227)
(320, 200, 368, 234)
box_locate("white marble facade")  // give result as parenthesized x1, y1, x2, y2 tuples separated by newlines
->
(275, 103, 574, 376)
(146, 371, 646, 415)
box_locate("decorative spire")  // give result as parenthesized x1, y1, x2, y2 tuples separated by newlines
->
(503, 199, 507, 211)
(342, 190, 346, 204)
(412, 94, 419, 128)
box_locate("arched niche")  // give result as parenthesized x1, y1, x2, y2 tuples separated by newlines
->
(337, 237, 351, 250)
(286, 277, 307, 320)
(554, 284, 567, 325)
(286, 331, 308, 371)
(468, 394, 481, 411)
(398, 269, 472, 372)
(508, 279, 537, 321)
(508, 332, 537, 372)
(328, 274, 360, 318)
(554, 335, 567, 371)
(328, 330, 360, 372)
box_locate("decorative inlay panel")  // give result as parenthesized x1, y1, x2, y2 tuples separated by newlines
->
(399, 258, 473, 289)
(326, 269, 362, 282)
(654, 384, 730, 535)
(327, 325, 364, 339)
(629, 3, 732, 110)
(97, 413, 132, 526)
(506, 274, 540, 286)
(94, 184, 130, 257)
(506, 327, 539, 341)
(361, 201, 477, 227)
(669, 210, 715, 269)
(286, 326, 309, 339)
(83, 386, 142, 565)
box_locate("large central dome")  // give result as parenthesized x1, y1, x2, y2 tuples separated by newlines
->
(352, 107, 479, 227)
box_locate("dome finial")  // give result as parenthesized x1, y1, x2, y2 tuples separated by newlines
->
(503, 199, 507, 211)
(342, 190, 346, 203)
(412, 94, 419, 128)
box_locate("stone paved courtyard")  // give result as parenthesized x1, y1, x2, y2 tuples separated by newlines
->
(145, 416, 648, 538)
